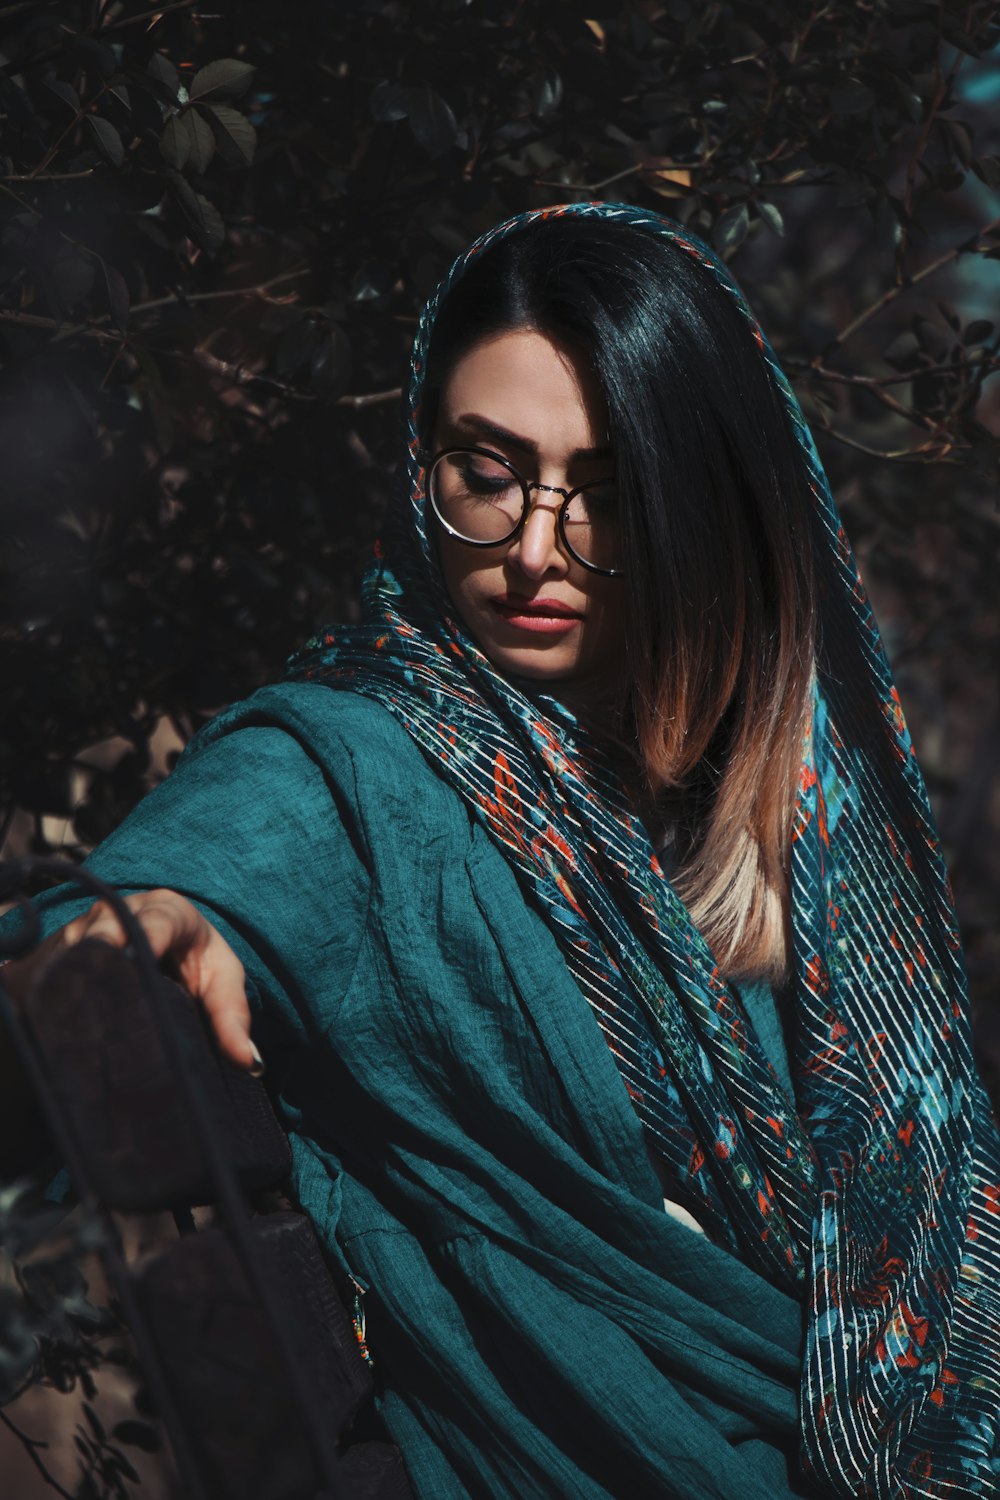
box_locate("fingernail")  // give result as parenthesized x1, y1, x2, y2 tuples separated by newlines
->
(248, 1040, 265, 1078)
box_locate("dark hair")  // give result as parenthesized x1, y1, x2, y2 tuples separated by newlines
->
(419, 214, 819, 983)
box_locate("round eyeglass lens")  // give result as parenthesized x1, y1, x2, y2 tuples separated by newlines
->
(429, 451, 524, 544)
(562, 483, 622, 573)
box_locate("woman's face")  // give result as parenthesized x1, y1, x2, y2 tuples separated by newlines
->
(429, 327, 626, 710)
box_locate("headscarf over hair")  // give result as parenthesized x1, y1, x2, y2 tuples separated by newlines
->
(287, 202, 1000, 1496)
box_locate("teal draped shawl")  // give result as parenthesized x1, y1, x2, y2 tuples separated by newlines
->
(6, 687, 816, 1498)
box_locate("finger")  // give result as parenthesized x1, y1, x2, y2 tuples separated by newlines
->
(187, 947, 256, 1071)
(71, 891, 192, 960)
(120, 895, 197, 963)
(65, 900, 129, 948)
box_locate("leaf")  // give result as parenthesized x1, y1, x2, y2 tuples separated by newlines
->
(530, 68, 563, 118)
(168, 171, 225, 255)
(101, 261, 129, 334)
(756, 200, 784, 235)
(963, 320, 994, 346)
(1, 210, 40, 255)
(160, 112, 193, 169)
(108, 1448, 140, 1483)
(84, 115, 124, 168)
(112, 1420, 160, 1453)
(186, 108, 217, 172)
(712, 203, 749, 255)
(934, 165, 966, 192)
(912, 369, 947, 412)
(643, 165, 692, 199)
(369, 81, 412, 123)
(188, 58, 255, 103)
(350, 262, 391, 302)
(41, 242, 96, 313)
(913, 316, 948, 360)
(202, 104, 256, 166)
(67, 34, 116, 79)
(406, 86, 458, 157)
(0, 72, 34, 131)
(132, 344, 174, 452)
(41, 79, 80, 114)
(972, 156, 1000, 188)
(939, 15, 975, 52)
(830, 81, 874, 115)
(882, 331, 921, 371)
(146, 52, 179, 100)
(943, 118, 973, 168)
(275, 316, 322, 376)
(83, 1402, 105, 1441)
(873, 193, 902, 249)
(108, 81, 131, 112)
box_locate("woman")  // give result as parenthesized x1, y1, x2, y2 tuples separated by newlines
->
(4, 201, 999, 1498)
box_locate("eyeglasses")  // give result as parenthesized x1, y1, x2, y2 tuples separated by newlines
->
(425, 446, 624, 577)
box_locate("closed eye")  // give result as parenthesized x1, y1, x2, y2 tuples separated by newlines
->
(456, 463, 519, 498)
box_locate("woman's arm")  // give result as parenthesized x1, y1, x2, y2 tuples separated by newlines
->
(0, 704, 372, 1165)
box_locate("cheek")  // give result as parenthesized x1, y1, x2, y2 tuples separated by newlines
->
(435, 531, 477, 609)
(433, 533, 503, 647)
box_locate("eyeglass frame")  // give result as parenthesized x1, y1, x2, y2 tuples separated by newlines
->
(421, 445, 624, 579)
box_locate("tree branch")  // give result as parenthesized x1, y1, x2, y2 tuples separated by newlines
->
(0, 169, 96, 183)
(0, 268, 310, 344)
(820, 216, 1000, 357)
(97, 0, 201, 33)
(814, 424, 969, 464)
(338, 385, 401, 410)
(189, 346, 401, 408)
(898, 31, 967, 263)
(0, 310, 120, 342)
(533, 163, 642, 194)
(806, 362, 989, 440)
(0, 1408, 75, 1500)
(129, 266, 308, 316)
(788, 354, 1000, 387)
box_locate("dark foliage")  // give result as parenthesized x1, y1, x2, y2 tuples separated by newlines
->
(1, 2, 999, 1490)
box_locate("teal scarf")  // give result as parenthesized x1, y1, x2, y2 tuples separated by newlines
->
(288, 202, 1000, 1496)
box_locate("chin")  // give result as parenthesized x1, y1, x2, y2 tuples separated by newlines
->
(486, 643, 585, 682)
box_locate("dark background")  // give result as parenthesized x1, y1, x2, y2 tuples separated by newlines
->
(0, 5, 998, 1488)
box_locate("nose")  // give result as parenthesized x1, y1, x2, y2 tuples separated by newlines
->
(505, 491, 570, 580)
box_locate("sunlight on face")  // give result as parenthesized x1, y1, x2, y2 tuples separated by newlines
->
(429, 328, 626, 712)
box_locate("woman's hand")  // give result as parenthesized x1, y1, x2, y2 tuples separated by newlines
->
(3, 890, 260, 1073)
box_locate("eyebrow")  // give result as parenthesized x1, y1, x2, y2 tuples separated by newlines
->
(448, 412, 612, 462)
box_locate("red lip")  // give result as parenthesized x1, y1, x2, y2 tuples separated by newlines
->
(492, 594, 583, 619)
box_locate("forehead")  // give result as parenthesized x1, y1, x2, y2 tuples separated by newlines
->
(437, 328, 609, 455)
